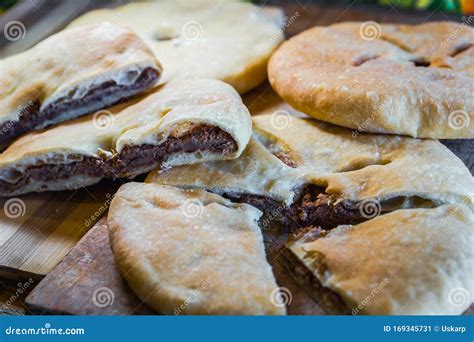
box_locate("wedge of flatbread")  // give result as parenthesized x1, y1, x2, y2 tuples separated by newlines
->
(108, 182, 285, 315)
(0, 23, 161, 146)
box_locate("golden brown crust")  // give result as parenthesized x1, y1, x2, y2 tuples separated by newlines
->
(269, 21, 474, 138)
(107, 182, 285, 315)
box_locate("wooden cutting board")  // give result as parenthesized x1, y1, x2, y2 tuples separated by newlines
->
(25, 217, 153, 315)
(0, 181, 122, 282)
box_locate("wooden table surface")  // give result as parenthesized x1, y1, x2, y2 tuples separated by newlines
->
(0, 0, 472, 315)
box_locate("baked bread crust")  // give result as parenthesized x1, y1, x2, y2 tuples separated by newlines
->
(68, 0, 284, 94)
(0, 78, 252, 196)
(287, 205, 474, 315)
(107, 182, 285, 315)
(147, 114, 474, 211)
(268, 21, 474, 138)
(146, 115, 473, 315)
(0, 23, 161, 145)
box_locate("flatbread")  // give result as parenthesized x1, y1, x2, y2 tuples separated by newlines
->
(0, 23, 161, 146)
(146, 115, 474, 315)
(286, 205, 474, 315)
(68, 0, 284, 94)
(269, 21, 474, 138)
(0, 78, 251, 196)
(107, 182, 285, 315)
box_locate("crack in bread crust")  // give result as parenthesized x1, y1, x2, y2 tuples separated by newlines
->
(221, 183, 427, 233)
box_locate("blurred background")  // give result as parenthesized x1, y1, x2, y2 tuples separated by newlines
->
(2, 0, 473, 15)
(0, 1, 472, 64)
(271, 0, 474, 13)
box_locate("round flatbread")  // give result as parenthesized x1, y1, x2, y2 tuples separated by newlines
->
(146, 114, 474, 314)
(269, 21, 474, 139)
(69, 0, 284, 94)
